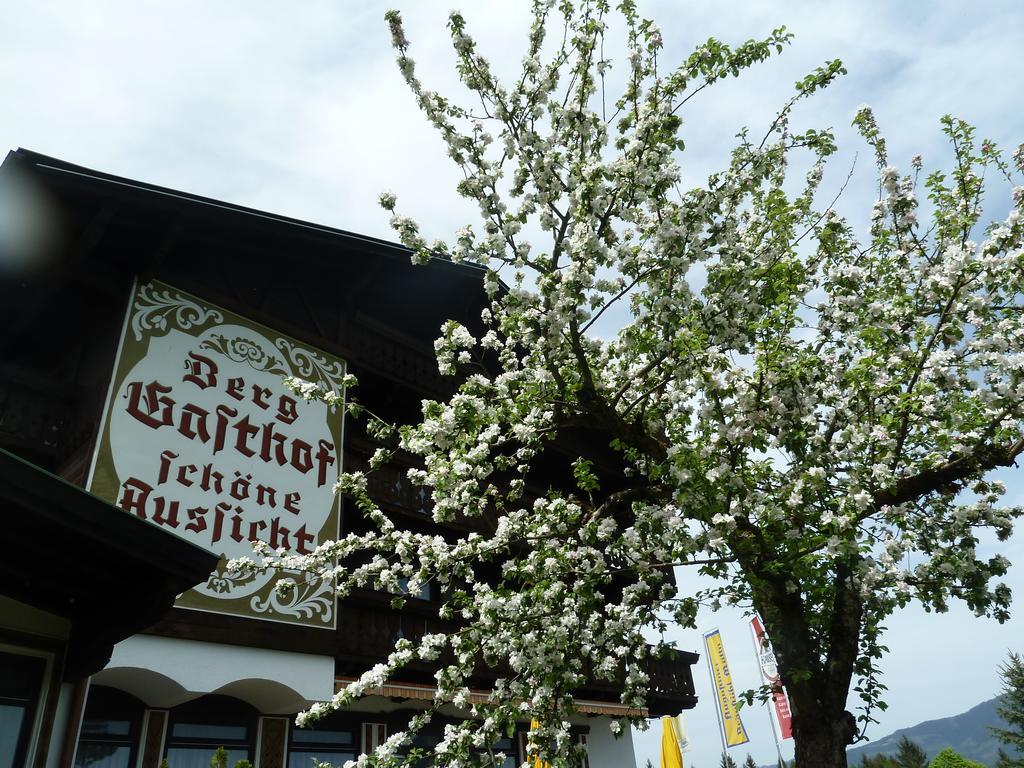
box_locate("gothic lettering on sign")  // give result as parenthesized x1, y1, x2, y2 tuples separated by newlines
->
(123, 375, 336, 485)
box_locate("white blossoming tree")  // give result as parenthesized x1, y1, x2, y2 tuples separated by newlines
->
(233, 2, 1024, 766)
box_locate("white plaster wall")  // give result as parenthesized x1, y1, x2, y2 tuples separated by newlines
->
(586, 717, 637, 768)
(95, 634, 335, 712)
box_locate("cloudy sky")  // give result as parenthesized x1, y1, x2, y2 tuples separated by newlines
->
(3, 1, 1023, 766)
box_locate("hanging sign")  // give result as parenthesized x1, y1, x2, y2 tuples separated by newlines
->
(88, 279, 345, 628)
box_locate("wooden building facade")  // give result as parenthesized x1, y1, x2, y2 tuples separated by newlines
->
(0, 149, 698, 768)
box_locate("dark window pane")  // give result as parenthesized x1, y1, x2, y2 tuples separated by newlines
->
(166, 747, 248, 768)
(0, 704, 28, 768)
(0, 651, 46, 700)
(0, 651, 46, 768)
(81, 719, 132, 737)
(411, 731, 437, 747)
(74, 744, 132, 768)
(287, 750, 355, 768)
(291, 729, 354, 746)
(171, 723, 248, 741)
(394, 577, 432, 600)
(75, 686, 143, 768)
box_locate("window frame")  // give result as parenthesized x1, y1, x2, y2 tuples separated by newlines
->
(361, 721, 387, 755)
(393, 576, 434, 602)
(163, 694, 257, 767)
(517, 727, 589, 768)
(73, 685, 146, 768)
(0, 642, 54, 768)
(470, 734, 517, 767)
(286, 719, 359, 768)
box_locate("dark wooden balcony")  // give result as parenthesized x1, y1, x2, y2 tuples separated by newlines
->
(0, 369, 78, 463)
(332, 598, 698, 716)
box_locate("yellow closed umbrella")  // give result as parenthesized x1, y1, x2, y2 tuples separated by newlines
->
(661, 715, 683, 768)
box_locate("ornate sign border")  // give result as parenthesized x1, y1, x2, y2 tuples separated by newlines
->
(88, 278, 344, 629)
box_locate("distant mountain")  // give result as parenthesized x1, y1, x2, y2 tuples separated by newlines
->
(845, 696, 1019, 767)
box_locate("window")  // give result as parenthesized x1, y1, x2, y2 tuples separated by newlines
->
(0, 649, 47, 768)
(361, 722, 387, 755)
(407, 726, 440, 767)
(577, 732, 590, 768)
(394, 577, 434, 602)
(518, 729, 588, 768)
(287, 725, 357, 768)
(472, 736, 516, 768)
(164, 695, 256, 768)
(74, 686, 144, 768)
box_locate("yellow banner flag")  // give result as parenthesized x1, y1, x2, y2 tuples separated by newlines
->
(703, 629, 750, 747)
(528, 720, 550, 768)
(661, 716, 683, 768)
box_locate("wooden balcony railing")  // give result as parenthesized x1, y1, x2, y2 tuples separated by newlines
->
(0, 371, 77, 460)
(333, 599, 697, 715)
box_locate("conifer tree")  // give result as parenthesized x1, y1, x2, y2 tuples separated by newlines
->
(895, 736, 928, 768)
(993, 652, 1024, 768)
(858, 754, 896, 768)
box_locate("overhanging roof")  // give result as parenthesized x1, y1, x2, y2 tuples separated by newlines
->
(0, 148, 495, 382)
(0, 447, 219, 679)
(3, 148, 488, 281)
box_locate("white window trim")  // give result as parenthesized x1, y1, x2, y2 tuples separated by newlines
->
(361, 722, 387, 755)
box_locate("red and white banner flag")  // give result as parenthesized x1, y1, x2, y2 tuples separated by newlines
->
(750, 615, 793, 740)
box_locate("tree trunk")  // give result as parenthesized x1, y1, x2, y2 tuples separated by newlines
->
(741, 559, 862, 768)
(791, 714, 855, 768)
(767, 611, 860, 768)
(781, 656, 858, 768)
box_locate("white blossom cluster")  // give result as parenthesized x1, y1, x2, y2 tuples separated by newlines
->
(283, 374, 355, 409)
(232, 3, 1024, 765)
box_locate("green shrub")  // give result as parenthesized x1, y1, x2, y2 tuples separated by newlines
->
(928, 747, 985, 768)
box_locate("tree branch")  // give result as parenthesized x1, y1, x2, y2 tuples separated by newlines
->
(873, 438, 1024, 509)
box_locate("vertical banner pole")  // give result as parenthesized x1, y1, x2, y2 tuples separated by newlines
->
(703, 630, 729, 759)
